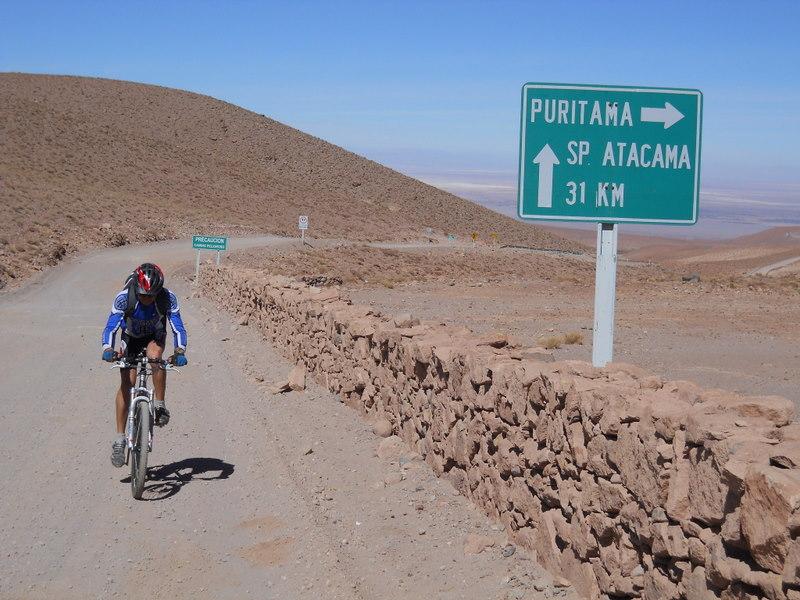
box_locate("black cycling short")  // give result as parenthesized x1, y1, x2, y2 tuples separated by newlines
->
(121, 331, 166, 360)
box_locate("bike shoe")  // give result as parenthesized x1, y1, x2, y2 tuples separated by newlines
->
(111, 439, 126, 468)
(154, 403, 170, 427)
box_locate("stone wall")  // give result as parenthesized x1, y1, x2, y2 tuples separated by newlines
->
(201, 266, 800, 600)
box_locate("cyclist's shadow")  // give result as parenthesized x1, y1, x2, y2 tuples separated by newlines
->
(122, 457, 234, 501)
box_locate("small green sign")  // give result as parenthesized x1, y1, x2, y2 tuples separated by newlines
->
(518, 83, 702, 224)
(192, 235, 227, 251)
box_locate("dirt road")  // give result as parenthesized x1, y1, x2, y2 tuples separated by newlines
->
(0, 238, 568, 600)
(748, 254, 800, 275)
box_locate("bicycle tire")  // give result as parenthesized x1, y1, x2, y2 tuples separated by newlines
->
(130, 400, 151, 500)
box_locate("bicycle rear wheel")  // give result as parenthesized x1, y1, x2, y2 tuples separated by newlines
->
(130, 400, 151, 500)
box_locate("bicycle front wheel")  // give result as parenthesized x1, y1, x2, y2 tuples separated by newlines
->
(130, 400, 151, 500)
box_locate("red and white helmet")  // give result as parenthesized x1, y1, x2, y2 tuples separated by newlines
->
(134, 263, 164, 296)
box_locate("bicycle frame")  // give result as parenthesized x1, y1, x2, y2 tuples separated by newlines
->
(112, 355, 179, 463)
(127, 361, 154, 459)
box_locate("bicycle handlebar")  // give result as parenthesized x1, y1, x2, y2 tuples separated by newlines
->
(110, 357, 181, 372)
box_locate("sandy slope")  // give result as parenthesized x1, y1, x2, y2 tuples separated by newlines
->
(0, 72, 578, 290)
(0, 238, 572, 600)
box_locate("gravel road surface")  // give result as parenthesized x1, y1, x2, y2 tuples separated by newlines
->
(0, 238, 569, 600)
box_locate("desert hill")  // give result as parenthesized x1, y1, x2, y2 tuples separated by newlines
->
(620, 225, 800, 276)
(0, 73, 579, 289)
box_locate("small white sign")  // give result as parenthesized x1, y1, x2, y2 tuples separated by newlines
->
(298, 215, 309, 230)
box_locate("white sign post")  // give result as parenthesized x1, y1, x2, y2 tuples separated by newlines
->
(298, 215, 308, 244)
(591, 223, 618, 367)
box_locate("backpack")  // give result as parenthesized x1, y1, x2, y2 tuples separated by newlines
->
(123, 272, 171, 324)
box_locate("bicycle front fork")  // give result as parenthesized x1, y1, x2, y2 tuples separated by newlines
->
(126, 388, 153, 450)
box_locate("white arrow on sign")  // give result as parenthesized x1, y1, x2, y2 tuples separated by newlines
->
(640, 102, 684, 129)
(533, 144, 559, 208)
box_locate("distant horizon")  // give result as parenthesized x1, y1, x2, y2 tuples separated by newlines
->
(397, 163, 800, 241)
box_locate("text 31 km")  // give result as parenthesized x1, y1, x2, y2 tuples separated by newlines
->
(565, 181, 624, 208)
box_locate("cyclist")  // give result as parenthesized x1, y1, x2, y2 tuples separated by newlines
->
(101, 263, 188, 467)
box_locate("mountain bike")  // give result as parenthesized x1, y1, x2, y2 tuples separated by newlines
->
(112, 354, 180, 499)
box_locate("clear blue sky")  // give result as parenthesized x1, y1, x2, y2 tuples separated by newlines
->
(2, 0, 799, 192)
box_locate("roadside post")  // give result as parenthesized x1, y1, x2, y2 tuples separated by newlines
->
(298, 215, 308, 244)
(517, 83, 702, 366)
(192, 235, 228, 285)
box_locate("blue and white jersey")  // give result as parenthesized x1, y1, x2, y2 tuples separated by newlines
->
(101, 288, 187, 350)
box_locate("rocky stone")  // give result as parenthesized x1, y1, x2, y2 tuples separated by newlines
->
(721, 507, 745, 549)
(514, 347, 554, 362)
(607, 423, 665, 511)
(640, 375, 664, 390)
(782, 539, 800, 585)
(604, 362, 651, 381)
(552, 575, 572, 588)
(590, 558, 613, 594)
(683, 566, 717, 600)
(463, 533, 495, 555)
(688, 537, 709, 566)
(776, 424, 800, 443)
(376, 435, 408, 461)
(651, 507, 668, 523)
(720, 582, 760, 600)
(585, 513, 616, 545)
(688, 445, 734, 526)
(652, 523, 689, 559)
(649, 398, 691, 442)
(588, 477, 632, 515)
(271, 380, 291, 394)
(725, 395, 795, 426)
(372, 418, 393, 438)
(706, 540, 754, 589)
(558, 550, 598, 599)
(568, 421, 588, 468)
(476, 330, 512, 348)
(288, 364, 306, 391)
(642, 567, 679, 600)
(620, 502, 652, 546)
(686, 407, 740, 444)
(741, 465, 800, 573)
(666, 455, 692, 521)
(770, 441, 800, 469)
(739, 568, 785, 600)
(393, 313, 419, 328)
(665, 380, 704, 405)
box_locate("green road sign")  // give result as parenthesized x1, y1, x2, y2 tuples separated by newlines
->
(192, 235, 227, 251)
(518, 83, 702, 224)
